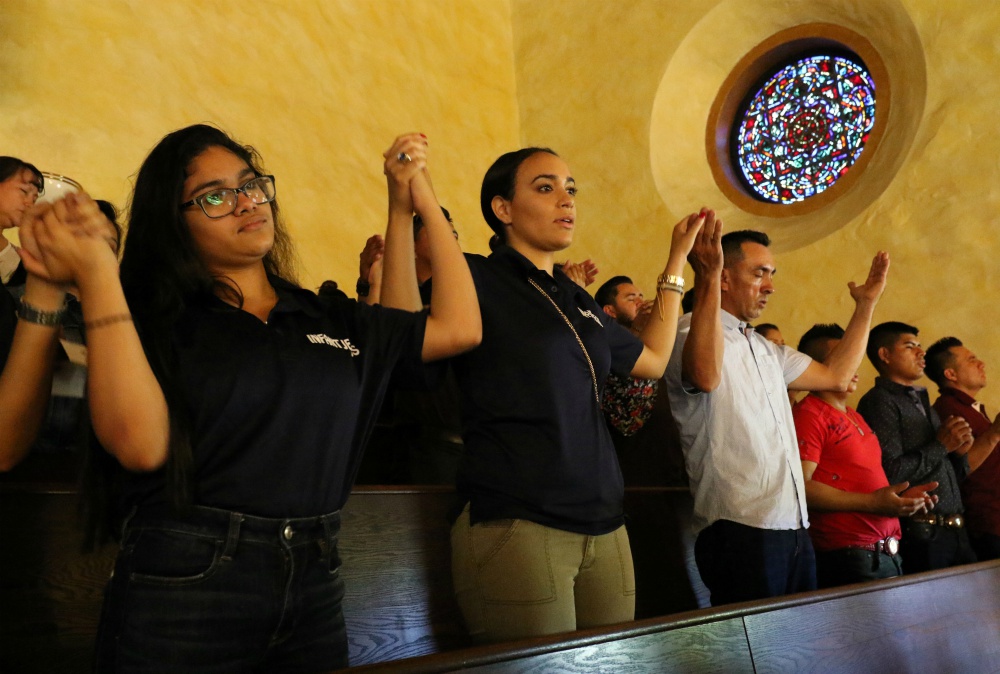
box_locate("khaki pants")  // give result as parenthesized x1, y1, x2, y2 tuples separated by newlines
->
(450, 506, 635, 643)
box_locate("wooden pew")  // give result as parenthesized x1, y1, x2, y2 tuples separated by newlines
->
(0, 485, 699, 670)
(5, 480, 1000, 673)
(343, 560, 1000, 673)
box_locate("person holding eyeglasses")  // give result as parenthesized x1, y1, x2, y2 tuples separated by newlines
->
(20, 124, 480, 672)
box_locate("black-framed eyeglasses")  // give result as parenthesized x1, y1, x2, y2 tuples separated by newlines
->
(181, 175, 277, 219)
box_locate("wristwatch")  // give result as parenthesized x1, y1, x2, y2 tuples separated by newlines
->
(17, 298, 65, 326)
(356, 278, 371, 298)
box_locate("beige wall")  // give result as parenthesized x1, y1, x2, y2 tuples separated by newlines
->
(510, 0, 1000, 408)
(0, 0, 518, 287)
(3, 0, 997, 406)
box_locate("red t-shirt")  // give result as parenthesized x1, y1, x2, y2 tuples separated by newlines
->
(793, 395, 902, 551)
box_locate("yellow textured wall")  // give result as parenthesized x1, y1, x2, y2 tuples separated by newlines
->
(0, 0, 517, 288)
(3, 1, 997, 408)
(511, 0, 1000, 408)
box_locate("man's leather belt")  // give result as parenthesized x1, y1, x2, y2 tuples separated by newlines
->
(850, 536, 899, 556)
(909, 512, 964, 529)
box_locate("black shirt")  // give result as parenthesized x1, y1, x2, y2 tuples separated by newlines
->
(452, 246, 643, 535)
(857, 376, 968, 515)
(121, 277, 426, 518)
(0, 286, 15, 371)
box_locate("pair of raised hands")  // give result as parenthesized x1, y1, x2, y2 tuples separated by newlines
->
(17, 193, 118, 286)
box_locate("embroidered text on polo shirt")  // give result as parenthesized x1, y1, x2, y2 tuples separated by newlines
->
(306, 334, 360, 357)
(577, 308, 604, 327)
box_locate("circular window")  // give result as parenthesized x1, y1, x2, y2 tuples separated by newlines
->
(733, 53, 876, 204)
(704, 25, 892, 219)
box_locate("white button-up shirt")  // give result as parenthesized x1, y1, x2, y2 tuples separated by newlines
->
(666, 310, 812, 534)
(0, 242, 20, 284)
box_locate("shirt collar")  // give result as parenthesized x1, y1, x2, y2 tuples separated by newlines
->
(938, 386, 977, 406)
(874, 376, 927, 395)
(270, 275, 324, 319)
(201, 274, 324, 319)
(490, 244, 576, 290)
(720, 309, 749, 333)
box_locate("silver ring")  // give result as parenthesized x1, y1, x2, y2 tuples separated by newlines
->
(397, 152, 412, 163)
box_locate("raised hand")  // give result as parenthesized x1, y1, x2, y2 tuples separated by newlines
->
(684, 209, 722, 278)
(560, 258, 598, 288)
(631, 300, 655, 333)
(847, 250, 890, 306)
(359, 234, 384, 283)
(382, 133, 429, 213)
(19, 193, 117, 284)
(937, 415, 974, 454)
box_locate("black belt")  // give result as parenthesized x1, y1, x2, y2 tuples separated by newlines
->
(848, 536, 899, 556)
(908, 512, 964, 529)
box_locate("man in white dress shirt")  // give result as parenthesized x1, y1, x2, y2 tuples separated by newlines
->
(666, 221, 889, 605)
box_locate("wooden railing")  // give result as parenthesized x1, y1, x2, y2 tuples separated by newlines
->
(342, 560, 1000, 673)
(4, 482, 999, 674)
(0, 485, 699, 671)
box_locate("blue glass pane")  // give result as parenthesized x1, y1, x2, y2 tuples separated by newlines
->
(735, 54, 876, 204)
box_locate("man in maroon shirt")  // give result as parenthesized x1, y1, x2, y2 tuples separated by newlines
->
(925, 337, 1000, 559)
(794, 324, 937, 587)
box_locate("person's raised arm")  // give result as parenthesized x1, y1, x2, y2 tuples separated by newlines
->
(379, 134, 426, 311)
(20, 194, 169, 471)
(628, 210, 711, 379)
(0, 275, 64, 471)
(790, 252, 889, 392)
(410, 168, 480, 362)
(679, 211, 724, 391)
(356, 234, 384, 306)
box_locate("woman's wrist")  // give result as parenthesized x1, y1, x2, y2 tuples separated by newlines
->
(662, 256, 687, 281)
(22, 276, 67, 311)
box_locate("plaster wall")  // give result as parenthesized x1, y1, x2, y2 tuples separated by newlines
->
(510, 0, 1000, 408)
(0, 0, 517, 288)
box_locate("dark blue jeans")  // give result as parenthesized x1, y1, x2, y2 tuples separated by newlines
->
(815, 548, 902, 588)
(899, 519, 977, 574)
(695, 519, 816, 606)
(94, 505, 347, 673)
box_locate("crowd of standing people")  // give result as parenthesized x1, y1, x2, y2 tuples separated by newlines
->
(2, 124, 997, 672)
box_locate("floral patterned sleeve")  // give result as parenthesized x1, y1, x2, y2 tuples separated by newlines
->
(602, 372, 660, 437)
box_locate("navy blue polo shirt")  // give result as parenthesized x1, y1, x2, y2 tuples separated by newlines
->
(453, 246, 643, 535)
(120, 277, 426, 518)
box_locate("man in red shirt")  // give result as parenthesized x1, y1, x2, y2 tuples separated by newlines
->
(925, 337, 1000, 560)
(793, 324, 937, 587)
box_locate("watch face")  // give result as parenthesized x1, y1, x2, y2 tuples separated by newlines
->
(885, 537, 899, 556)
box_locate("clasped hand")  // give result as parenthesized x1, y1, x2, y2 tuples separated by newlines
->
(18, 193, 118, 285)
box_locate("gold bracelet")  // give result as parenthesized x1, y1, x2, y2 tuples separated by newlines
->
(657, 273, 685, 290)
(84, 313, 133, 330)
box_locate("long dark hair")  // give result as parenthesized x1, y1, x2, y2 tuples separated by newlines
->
(86, 125, 297, 541)
(479, 147, 557, 249)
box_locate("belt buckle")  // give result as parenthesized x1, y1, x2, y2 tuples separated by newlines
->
(944, 514, 964, 529)
(882, 536, 899, 556)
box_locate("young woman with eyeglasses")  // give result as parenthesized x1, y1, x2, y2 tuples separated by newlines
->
(20, 124, 479, 672)
(446, 147, 717, 643)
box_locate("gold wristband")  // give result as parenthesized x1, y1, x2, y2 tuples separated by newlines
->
(657, 273, 685, 290)
(84, 313, 133, 330)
